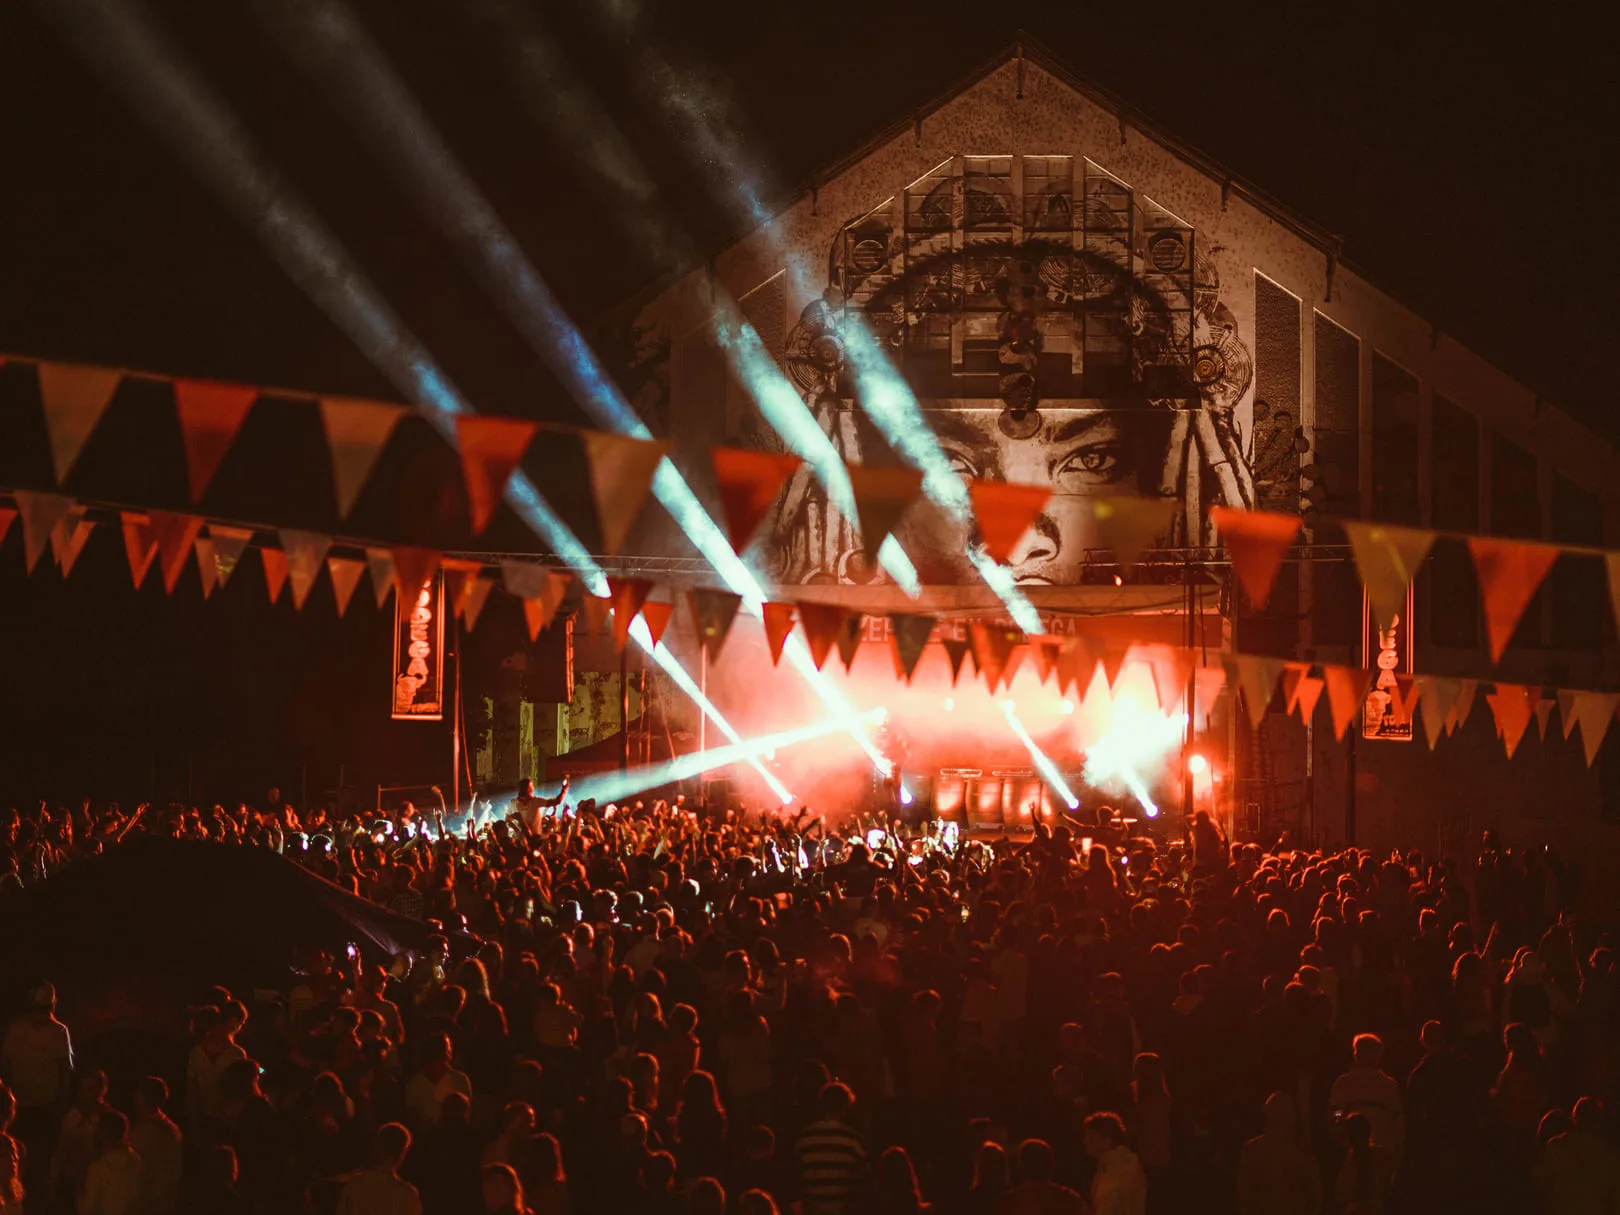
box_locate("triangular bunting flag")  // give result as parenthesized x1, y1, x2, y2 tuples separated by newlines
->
(501, 561, 550, 599)
(1212, 507, 1301, 608)
(1485, 683, 1536, 759)
(15, 491, 72, 572)
(1321, 665, 1375, 740)
(391, 547, 440, 604)
(520, 572, 573, 642)
(319, 398, 407, 516)
(366, 548, 396, 607)
(0, 507, 15, 551)
(1417, 677, 1462, 750)
(1056, 636, 1097, 697)
(973, 625, 1026, 692)
(1344, 521, 1436, 630)
(1092, 495, 1177, 573)
(1294, 675, 1325, 724)
(967, 480, 1051, 564)
(1099, 646, 1127, 691)
(607, 577, 654, 651)
(1572, 691, 1620, 766)
(173, 380, 256, 503)
(798, 602, 852, 671)
(37, 362, 121, 483)
(454, 415, 538, 534)
(1194, 667, 1227, 721)
(1558, 689, 1580, 740)
(581, 431, 667, 555)
(1607, 555, 1620, 648)
(640, 601, 674, 647)
(1002, 644, 1026, 689)
(582, 593, 613, 638)
(1448, 680, 1479, 734)
(327, 556, 366, 616)
(1140, 645, 1195, 714)
(195, 537, 218, 599)
(1224, 653, 1285, 729)
(942, 637, 972, 686)
(260, 547, 289, 604)
(890, 614, 936, 682)
(1030, 636, 1062, 685)
(209, 526, 253, 588)
(461, 576, 494, 632)
(1533, 696, 1555, 740)
(442, 559, 483, 621)
(53, 513, 94, 578)
(1467, 537, 1559, 663)
(688, 588, 743, 661)
(711, 447, 803, 553)
(149, 511, 204, 594)
(834, 614, 865, 672)
(280, 530, 332, 610)
(1393, 674, 1422, 724)
(120, 513, 158, 589)
(845, 463, 924, 557)
(762, 602, 797, 667)
(1281, 662, 1310, 714)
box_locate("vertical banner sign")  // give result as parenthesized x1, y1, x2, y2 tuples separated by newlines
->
(1362, 584, 1414, 741)
(392, 571, 445, 720)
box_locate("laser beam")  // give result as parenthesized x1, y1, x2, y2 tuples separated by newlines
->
(1002, 701, 1080, 810)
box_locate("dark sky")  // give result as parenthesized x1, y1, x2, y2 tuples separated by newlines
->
(0, 0, 1613, 805)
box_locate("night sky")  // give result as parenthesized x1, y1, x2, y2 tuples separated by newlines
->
(0, 0, 1613, 807)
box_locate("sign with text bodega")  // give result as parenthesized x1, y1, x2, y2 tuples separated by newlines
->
(1362, 585, 1414, 742)
(392, 571, 445, 721)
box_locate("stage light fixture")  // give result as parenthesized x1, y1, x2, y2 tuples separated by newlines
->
(1061, 699, 1075, 714)
(1187, 753, 1208, 775)
(942, 697, 955, 712)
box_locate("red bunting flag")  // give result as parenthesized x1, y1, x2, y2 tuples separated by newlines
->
(1417, 676, 1461, 750)
(52, 512, 94, 578)
(1606, 554, 1620, 646)
(1322, 665, 1376, 740)
(120, 513, 158, 589)
(845, 463, 924, 557)
(582, 593, 612, 638)
(1281, 662, 1310, 714)
(1194, 667, 1227, 722)
(319, 399, 406, 516)
(149, 511, 204, 594)
(687, 588, 743, 661)
(1131, 644, 1194, 714)
(1485, 683, 1536, 759)
(970, 624, 1025, 692)
(607, 577, 654, 651)
(173, 380, 256, 502)
(15, 491, 72, 572)
(1212, 507, 1301, 608)
(1294, 675, 1326, 724)
(1092, 495, 1176, 573)
(640, 601, 674, 647)
(762, 602, 797, 667)
(942, 637, 972, 686)
(1448, 680, 1479, 734)
(517, 571, 572, 641)
(37, 363, 121, 483)
(967, 480, 1051, 564)
(208, 526, 254, 588)
(454, 416, 538, 534)
(711, 447, 803, 553)
(798, 602, 852, 671)
(391, 547, 440, 605)
(890, 614, 936, 682)
(260, 547, 289, 604)
(582, 431, 667, 555)
(442, 559, 484, 621)
(366, 548, 396, 607)
(461, 576, 494, 631)
(1055, 636, 1097, 697)
(1099, 645, 1128, 691)
(195, 537, 218, 599)
(1533, 696, 1555, 741)
(0, 507, 15, 552)
(280, 530, 332, 610)
(327, 556, 366, 616)
(1468, 537, 1559, 663)
(834, 614, 865, 672)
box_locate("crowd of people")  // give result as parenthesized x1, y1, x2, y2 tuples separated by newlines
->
(2, 792, 1619, 1215)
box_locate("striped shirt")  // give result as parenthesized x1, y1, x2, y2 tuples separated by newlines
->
(795, 1117, 867, 1214)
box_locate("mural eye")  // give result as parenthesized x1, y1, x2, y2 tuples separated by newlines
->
(1055, 442, 1126, 485)
(943, 448, 978, 480)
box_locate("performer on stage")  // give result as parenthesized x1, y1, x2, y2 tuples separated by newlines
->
(510, 774, 569, 833)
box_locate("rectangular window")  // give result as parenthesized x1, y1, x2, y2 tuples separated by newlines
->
(1312, 312, 1361, 648)
(1426, 394, 1478, 648)
(1551, 475, 1605, 651)
(1369, 353, 1420, 525)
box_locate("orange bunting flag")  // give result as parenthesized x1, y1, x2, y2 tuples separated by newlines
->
(762, 602, 797, 667)
(15, 491, 72, 573)
(1606, 554, 1620, 646)
(688, 588, 743, 661)
(1212, 507, 1301, 608)
(279, 530, 332, 610)
(518, 572, 573, 641)
(1533, 696, 1555, 741)
(942, 637, 972, 686)
(582, 431, 667, 555)
(1486, 683, 1536, 759)
(1321, 665, 1375, 740)
(461, 576, 494, 632)
(1467, 537, 1559, 663)
(366, 548, 396, 607)
(1099, 646, 1128, 691)
(1294, 675, 1326, 724)
(711, 447, 803, 553)
(1224, 653, 1286, 729)
(173, 380, 256, 503)
(1417, 677, 1462, 750)
(1092, 495, 1176, 573)
(606, 577, 654, 651)
(835, 615, 865, 672)
(1281, 662, 1310, 714)
(391, 547, 440, 605)
(1572, 691, 1620, 766)
(149, 511, 203, 594)
(1194, 667, 1227, 721)
(319, 399, 406, 517)
(890, 614, 936, 682)
(37, 363, 121, 483)
(1394, 674, 1422, 724)
(120, 513, 158, 589)
(582, 593, 613, 638)
(1344, 521, 1435, 630)
(195, 537, 218, 599)
(260, 547, 289, 604)
(52, 512, 94, 578)
(797, 602, 852, 671)
(1448, 679, 1479, 734)
(454, 415, 538, 534)
(845, 463, 923, 557)
(970, 624, 1025, 692)
(967, 480, 1051, 564)
(1138, 644, 1194, 713)
(442, 559, 483, 621)
(1558, 689, 1580, 740)
(0, 506, 15, 552)
(1056, 636, 1097, 697)
(209, 526, 253, 588)
(327, 556, 366, 616)
(640, 601, 674, 648)
(1030, 636, 1062, 685)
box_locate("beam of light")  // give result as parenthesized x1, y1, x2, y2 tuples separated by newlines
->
(1083, 693, 1189, 819)
(258, 0, 890, 776)
(36, 0, 788, 799)
(1001, 701, 1080, 810)
(561, 708, 883, 808)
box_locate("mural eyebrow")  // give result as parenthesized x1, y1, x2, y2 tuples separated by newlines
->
(1042, 412, 1124, 446)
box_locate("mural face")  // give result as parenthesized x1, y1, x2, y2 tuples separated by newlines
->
(752, 157, 1257, 588)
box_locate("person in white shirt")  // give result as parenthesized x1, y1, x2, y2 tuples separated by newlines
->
(0, 983, 73, 1134)
(129, 1078, 182, 1215)
(78, 1111, 143, 1215)
(1085, 1111, 1148, 1215)
(510, 776, 568, 834)
(402, 1035, 472, 1131)
(1329, 1033, 1405, 1162)
(336, 1123, 422, 1215)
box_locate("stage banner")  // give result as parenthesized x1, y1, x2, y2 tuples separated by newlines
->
(1363, 585, 1414, 742)
(392, 570, 446, 721)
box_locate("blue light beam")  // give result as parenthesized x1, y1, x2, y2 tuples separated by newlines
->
(1002, 701, 1081, 810)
